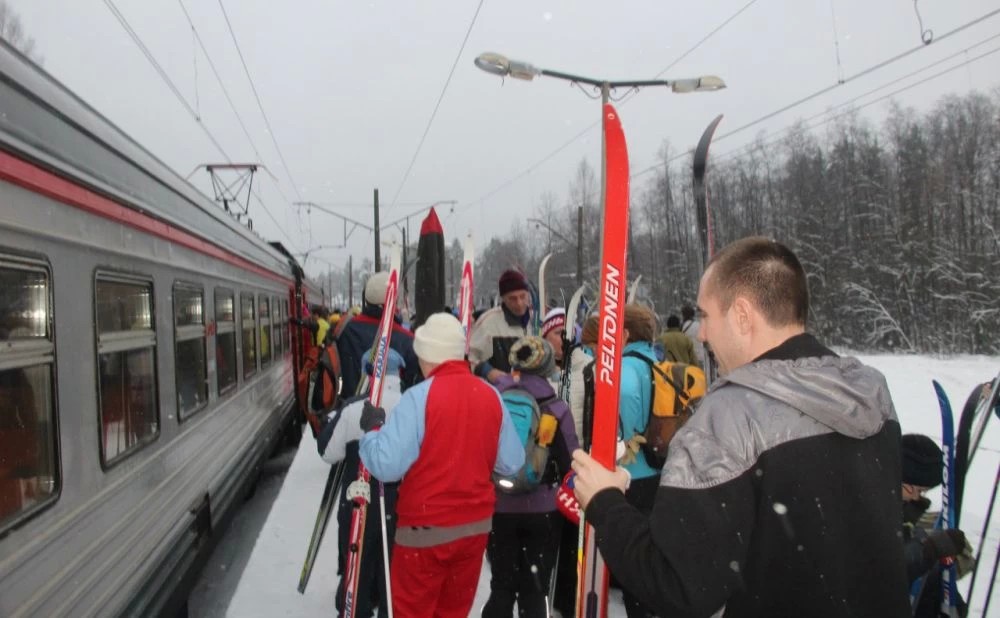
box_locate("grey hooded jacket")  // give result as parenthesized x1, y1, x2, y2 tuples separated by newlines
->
(586, 333, 910, 618)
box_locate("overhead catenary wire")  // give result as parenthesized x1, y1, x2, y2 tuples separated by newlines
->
(465, 6, 1000, 211)
(217, 0, 306, 203)
(103, 0, 228, 159)
(707, 38, 1000, 168)
(387, 0, 486, 209)
(175, 0, 296, 212)
(628, 8, 1000, 180)
(101, 0, 300, 251)
(706, 44, 1000, 168)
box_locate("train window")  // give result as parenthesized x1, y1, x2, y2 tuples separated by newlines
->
(0, 259, 58, 531)
(96, 275, 158, 467)
(282, 299, 290, 354)
(270, 296, 281, 358)
(173, 283, 207, 419)
(240, 293, 257, 379)
(215, 289, 237, 395)
(259, 295, 271, 368)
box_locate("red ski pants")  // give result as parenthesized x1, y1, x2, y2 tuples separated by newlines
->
(389, 533, 488, 618)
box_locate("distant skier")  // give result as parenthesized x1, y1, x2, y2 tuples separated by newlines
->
(317, 350, 406, 618)
(470, 269, 535, 383)
(658, 314, 698, 365)
(571, 237, 911, 617)
(335, 272, 420, 397)
(358, 313, 524, 618)
(540, 308, 567, 371)
(900, 433, 974, 618)
(679, 304, 705, 370)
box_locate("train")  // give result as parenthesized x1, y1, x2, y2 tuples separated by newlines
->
(0, 40, 322, 616)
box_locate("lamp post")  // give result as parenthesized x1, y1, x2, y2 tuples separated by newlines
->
(474, 52, 724, 285)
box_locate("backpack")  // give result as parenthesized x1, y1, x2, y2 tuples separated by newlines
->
(494, 388, 560, 494)
(624, 352, 706, 467)
(310, 343, 342, 412)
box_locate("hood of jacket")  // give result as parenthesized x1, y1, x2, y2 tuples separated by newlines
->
(720, 355, 894, 439)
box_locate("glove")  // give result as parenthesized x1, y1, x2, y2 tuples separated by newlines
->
(359, 400, 386, 432)
(618, 434, 647, 466)
(922, 528, 966, 563)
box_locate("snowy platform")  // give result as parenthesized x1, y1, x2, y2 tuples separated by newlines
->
(228, 354, 1000, 617)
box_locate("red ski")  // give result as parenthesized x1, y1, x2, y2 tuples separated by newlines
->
(457, 233, 475, 357)
(576, 103, 630, 618)
(342, 243, 401, 618)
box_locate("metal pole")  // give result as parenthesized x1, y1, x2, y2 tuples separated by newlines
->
(348, 255, 354, 307)
(401, 226, 408, 306)
(373, 188, 381, 271)
(577, 205, 584, 288)
(598, 83, 609, 273)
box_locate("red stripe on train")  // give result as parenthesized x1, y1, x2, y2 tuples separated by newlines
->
(0, 149, 293, 285)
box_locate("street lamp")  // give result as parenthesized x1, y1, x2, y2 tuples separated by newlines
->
(473, 52, 725, 97)
(474, 51, 724, 289)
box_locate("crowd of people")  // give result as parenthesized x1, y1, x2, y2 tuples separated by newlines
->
(293, 236, 977, 618)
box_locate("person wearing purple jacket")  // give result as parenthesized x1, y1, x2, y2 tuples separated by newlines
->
(482, 336, 580, 618)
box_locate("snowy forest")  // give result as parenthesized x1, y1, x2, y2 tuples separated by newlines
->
(468, 89, 1000, 355)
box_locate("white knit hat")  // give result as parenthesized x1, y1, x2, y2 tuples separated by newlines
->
(364, 272, 389, 305)
(413, 313, 466, 364)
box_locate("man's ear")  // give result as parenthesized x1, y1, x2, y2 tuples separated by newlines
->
(732, 296, 754, 335)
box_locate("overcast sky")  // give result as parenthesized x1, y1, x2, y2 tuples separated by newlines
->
(10, 0, 1000, 278)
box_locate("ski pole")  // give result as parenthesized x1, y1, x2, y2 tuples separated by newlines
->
(379, 482, 394, 618)
(980, 534, 1000, 617)
(966, 461, 999, 610)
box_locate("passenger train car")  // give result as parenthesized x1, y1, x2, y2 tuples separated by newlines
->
(0, 41, 321, 616)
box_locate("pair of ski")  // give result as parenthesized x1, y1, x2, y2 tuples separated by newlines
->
(919, 374, 1000, 617)
(573, 105, 725, 617)
(296, 244, 400, 618)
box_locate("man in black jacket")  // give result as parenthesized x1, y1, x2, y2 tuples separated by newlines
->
(335, 271, 420, 397)
(572, 236, 910, 617)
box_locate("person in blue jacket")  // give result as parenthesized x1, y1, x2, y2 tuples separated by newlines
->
(614, 303, 661, 618)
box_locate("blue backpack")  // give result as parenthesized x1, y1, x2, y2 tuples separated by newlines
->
(494, 388, 559, 494)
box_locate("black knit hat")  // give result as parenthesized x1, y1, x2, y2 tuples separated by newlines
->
(498, 269, 530, 296)
(901, 433, 943, 488)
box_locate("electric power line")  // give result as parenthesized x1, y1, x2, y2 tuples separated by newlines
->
(388, 0, 486, 208)
(464, 6, 1000, 211)
(175, 0, 297, 217)
(103, 0, 228, 158)
(630, 26, 1000, 179)
(709, 36, 1000, 167)
(102, 0, 300, 251)
(177, 0, 263, 164)
(704, 8, 1000, 154)
(709, 43, 1000, 166)
(217, 0, 306, 203)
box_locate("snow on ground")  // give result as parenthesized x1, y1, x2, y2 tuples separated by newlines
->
(228, 354, 999, 617)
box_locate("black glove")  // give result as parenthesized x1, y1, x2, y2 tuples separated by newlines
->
(360, 400, 386, 432)
(922, 528, 966, 563)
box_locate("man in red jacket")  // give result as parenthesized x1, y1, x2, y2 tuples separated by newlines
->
(359, 312, 524, 618)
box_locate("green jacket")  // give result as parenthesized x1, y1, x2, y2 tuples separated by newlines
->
(658, 328, 697, 365)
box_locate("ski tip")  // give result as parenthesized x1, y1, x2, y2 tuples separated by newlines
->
(419, 207, 443, 235)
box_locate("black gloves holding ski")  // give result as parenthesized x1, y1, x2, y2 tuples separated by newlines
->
(360, 401, 386, 432)
(922, 528, 966, 563)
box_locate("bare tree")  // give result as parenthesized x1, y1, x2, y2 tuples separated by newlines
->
(0, 1, 42, 64)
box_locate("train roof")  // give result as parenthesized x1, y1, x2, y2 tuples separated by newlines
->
(0, 40, 299, 278)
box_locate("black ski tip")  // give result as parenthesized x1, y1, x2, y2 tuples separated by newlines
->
(693, 113, 725, 177)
